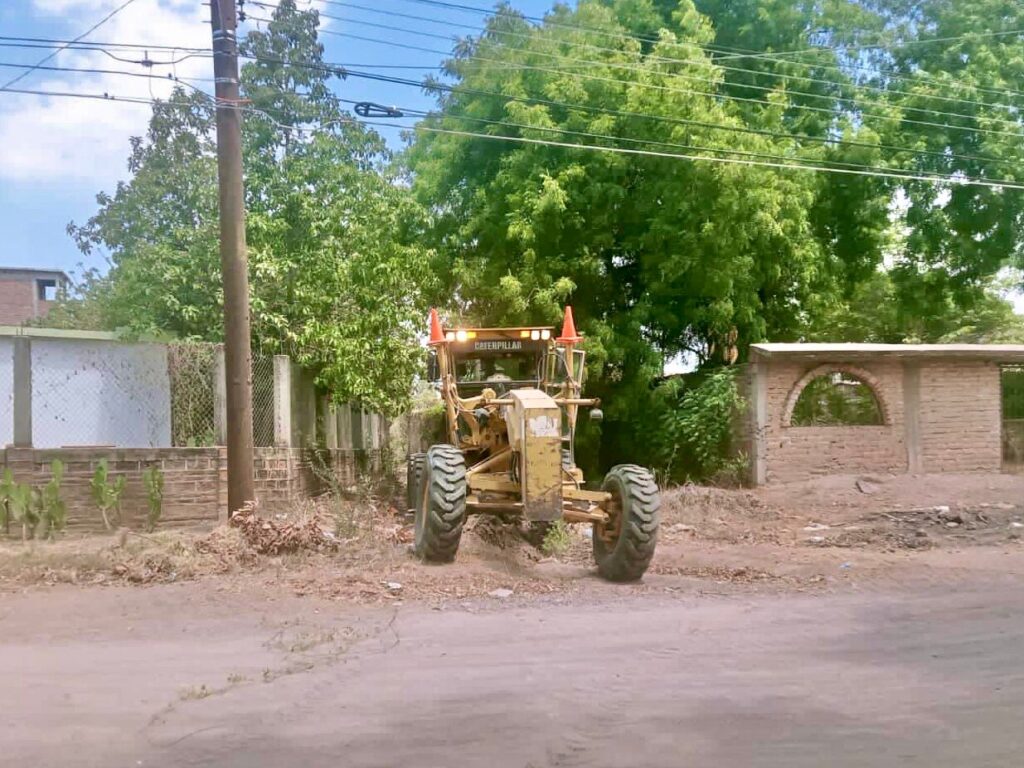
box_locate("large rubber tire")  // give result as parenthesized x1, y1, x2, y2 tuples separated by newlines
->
(406, 453, 426, 516)
(593, 464, 660, 582)
(414, 445, 467, 563)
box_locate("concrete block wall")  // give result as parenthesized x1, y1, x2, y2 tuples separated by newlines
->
(749, 356, 1002, 484)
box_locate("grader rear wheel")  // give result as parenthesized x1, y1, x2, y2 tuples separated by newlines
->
(414, 445, 468, 563)
(593, 464, 660, 582)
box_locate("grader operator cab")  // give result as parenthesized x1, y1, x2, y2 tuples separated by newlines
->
(407, 306, 660, 582)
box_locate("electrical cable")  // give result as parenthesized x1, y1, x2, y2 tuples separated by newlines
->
(0, 0, 141, 90)
(248, 14, 1024, 141)
(297, 0, 1024, 115)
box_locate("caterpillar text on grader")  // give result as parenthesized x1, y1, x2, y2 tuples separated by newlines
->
(407, 306, 660, 582)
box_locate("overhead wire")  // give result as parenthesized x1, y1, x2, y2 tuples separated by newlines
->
(715, 26, 1024, 60)
(370, 0, 1024, 58)
(361, 119, 1024, 191)
(228, 92, 1024, 189)
(236, 47, 1018, 167)
(5, 81, 1022, 190)
(3, 16, 1019, 178)
(350, 0, 1024, 103)
(301, 0, 1024, 115)
(0, 0, 140, 91)
(0, 60, 217, 86)
(248, 14, 1024, 143)
(1, 32, 1012, 168)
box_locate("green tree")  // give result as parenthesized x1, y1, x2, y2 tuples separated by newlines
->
(62, 0, 432, 414)
(407, 0, 894, 469)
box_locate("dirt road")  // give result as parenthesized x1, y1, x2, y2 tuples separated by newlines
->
(4, 571, 1023, 768)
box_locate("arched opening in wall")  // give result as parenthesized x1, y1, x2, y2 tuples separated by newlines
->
(790, 370, 884, 426)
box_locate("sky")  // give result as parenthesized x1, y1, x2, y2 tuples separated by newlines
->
(0, 0, 557, 282)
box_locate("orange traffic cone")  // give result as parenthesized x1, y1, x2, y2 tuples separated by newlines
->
(556, 305, 582, 343)
(427, 308, 446, 345)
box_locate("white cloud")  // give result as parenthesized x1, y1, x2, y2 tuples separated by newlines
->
(0, 0, 317, 188)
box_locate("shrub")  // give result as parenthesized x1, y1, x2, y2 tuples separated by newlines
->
(653, 367, 746, 484)
(8, 482, 39, 541)
(0, 468, 14, 533)
(142, 465, 164, 532)
(91, 459, 126, 531)
(541, 520, 572, 557)
(40, 460, 67, 538)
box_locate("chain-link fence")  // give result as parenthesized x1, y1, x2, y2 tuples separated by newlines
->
(0, 338, 13, 446)
(253, 353, 275, 447)
(3, 331, 338, 450)
(168, 342, 218, 447)
(168, 344, 279, 447)
(32, 337, 171, 448)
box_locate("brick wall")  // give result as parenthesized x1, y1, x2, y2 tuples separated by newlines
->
(750, 356, 1002, 484)
(2, 445, 376, 535)
(918, 361, 1001, 472)
(0, 280, 35, 325)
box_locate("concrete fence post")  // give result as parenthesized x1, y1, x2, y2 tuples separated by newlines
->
(213, 344, 228, 446)
(369, 412, 381, 450)
(12, 337, 32, 448)
(337, 403, 352, 450)
(322, 396, 338, 450)
(350, 405, 364, 451)
(748, 361, 768, 486)
(273, 354, 292, 447)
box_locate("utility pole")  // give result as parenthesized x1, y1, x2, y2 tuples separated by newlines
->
(210, 0, 255, 512)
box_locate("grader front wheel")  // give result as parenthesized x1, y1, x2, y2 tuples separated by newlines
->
(593, 464, 660, 582)
(414, 445, 468, 563)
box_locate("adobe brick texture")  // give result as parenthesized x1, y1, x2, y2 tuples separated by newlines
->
(750, 358, 1001, 484)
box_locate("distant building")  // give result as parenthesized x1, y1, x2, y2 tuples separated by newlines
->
(0, 267, 70, 325)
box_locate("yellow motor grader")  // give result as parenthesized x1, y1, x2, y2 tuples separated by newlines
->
(407, 306, 660, 582)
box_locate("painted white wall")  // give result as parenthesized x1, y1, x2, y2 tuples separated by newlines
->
(30, 338, 171, 448)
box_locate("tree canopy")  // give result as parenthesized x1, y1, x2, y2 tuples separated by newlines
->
(61, 0, 433, 414)
(50, 0, 1024, 473)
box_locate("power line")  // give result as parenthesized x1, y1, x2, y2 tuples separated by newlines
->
(250, 15, 1024, 142)
(366, 120, 1024, 190)
(717, 26, 1024, 61)
(0, 0, 140, 91)
(224, 90, 1016, 183)
(234, 95, 1024, 188)
(374, 0, 1024, 58)
(351, 105, 988, 180)
(357, 0, 1024, 104)
(0, 86, 207, 108)
(695, 38, 1024, 103)
(224, 44, 1020, 169)
(6, 82, 1021, 190)
(306, 0, 1024, 114)
(290, 4, 1024, 130)
(2, 36, 1013, 168)
(0, 39, 210, 67)
(0, 60, 217, 85)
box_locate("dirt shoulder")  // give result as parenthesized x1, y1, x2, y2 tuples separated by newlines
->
(2, 473, 1023, 605)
